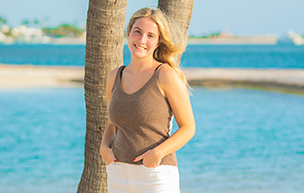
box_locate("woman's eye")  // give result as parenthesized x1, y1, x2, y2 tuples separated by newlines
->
(135, 30, 141, 34)
(148, 35, 154, 39)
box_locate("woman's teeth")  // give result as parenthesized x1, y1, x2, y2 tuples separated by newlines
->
(135, 44, 145, 50)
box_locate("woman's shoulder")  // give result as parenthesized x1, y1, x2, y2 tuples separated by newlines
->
(158, 64, 183, 85)
(158, 64, 188, 95)
(107, 66, 123, 88)
(158, 64, 189, 98)
(107, 66, 124, 81)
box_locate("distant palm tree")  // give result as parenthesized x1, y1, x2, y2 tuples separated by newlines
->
(76, 0, 127, 192)
(77, 0, 194, 192)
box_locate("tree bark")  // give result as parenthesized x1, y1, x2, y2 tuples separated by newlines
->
(77, 0, 127, 192)
(158, 0, 194, 37)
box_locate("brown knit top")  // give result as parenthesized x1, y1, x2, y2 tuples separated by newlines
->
(108, 64, 178, 166)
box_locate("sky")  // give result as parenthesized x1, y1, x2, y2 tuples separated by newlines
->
(0, 0, 303, 36)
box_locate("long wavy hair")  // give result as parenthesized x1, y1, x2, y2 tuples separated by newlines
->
(127, 7, 188, 85)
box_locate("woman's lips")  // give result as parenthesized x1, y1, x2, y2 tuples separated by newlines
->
(134, 44, 146, 50)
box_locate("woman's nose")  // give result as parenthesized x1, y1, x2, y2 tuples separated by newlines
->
(138, 34, 147, 44)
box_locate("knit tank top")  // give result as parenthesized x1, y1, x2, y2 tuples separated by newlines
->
(108, 64, 178, 166)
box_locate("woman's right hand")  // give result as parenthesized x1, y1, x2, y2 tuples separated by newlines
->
(100, 145, 117, 166)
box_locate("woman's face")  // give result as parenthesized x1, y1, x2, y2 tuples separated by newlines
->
(128, 17, 160, 60)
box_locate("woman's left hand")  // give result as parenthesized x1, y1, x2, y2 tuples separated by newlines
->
(133, 149, 162, 168)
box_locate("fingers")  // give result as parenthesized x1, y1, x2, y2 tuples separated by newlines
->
(108, 150, 117, 163)
(105, 154, 117, 165)
(133, 153, 145, 162)
(100, 146, 117, 165)
(111, 154, 117, 163)
(133, 149, 162, 168)
(106, 159, 116, 166)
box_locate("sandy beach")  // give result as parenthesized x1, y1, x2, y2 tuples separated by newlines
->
(1, 64, 304, 94)
(183, 68, 304, 94)
(0, 64, 84, 89)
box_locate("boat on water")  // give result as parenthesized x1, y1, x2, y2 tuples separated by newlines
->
(288, 30, 304, 45)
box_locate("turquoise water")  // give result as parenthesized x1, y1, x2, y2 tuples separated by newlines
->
(179, 88, 304, 193)
(0, 89, 85, 193)
(0, 44, 304, 68)
(1, 44, 304, 192)
(1, 87, 304, 193)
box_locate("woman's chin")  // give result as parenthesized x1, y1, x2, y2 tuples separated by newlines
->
(131, 51, 151, 59)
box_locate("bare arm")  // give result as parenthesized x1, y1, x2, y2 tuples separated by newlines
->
(134, 65, 195, 167)
(100, 68, 119, 165)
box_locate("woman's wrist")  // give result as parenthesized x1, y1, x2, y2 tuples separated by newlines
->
(152, 146, 164, 161)
(100, 143, 111, 151)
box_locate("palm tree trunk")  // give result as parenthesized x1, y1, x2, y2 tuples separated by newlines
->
(77, 0, 127, 192)
(158, 0, 194, 37)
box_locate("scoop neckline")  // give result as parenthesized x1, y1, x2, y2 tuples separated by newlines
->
(119, 64, 162, 96)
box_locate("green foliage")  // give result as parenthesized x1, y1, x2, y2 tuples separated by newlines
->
(210, 32, 221, 37)
(20, 18, 43, 27)
(0, 17, 7, 25)
(34, 19, 39, 25)
(21, 19, 30, 26)
(42, 24, 85, 37)
(189, 30, 222, 39)
(189, 32, 221, 39)
(189, 35, 208, 39)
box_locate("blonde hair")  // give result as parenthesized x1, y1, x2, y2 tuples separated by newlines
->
(127, 7, 188, 85)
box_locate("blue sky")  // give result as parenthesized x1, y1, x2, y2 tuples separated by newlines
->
(0, 0, 303, 36)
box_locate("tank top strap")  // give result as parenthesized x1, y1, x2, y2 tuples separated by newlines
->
(113, 64, 164, 93)
(112, 65, 126, 93)
(154, 63, 163, 72)
(153, 63, 166, 80)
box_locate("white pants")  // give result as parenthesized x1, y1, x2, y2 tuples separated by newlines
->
(106, 162, 180, 193)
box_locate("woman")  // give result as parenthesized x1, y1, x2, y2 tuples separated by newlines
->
(100, 7, 195, 193)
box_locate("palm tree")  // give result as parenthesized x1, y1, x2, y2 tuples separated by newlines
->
(77, 0, 194, 192)
(76, 0, 127, 192)
(158, 0, 194, 37)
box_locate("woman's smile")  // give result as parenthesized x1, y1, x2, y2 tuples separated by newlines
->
(134, 44, 146, 50)
(128, 17, 159, 59)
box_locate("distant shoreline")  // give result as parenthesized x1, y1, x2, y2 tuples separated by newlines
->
(183, 68, 304, 95)
(0, 36, 279, 46)
(1, 64, 304, 95)
(187, 36, 278, 45)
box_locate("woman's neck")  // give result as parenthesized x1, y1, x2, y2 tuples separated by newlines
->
(128, 57, 158, 74)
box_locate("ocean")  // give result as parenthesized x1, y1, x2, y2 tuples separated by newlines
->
(0, 44, 304, 193)
(0, 43, 304, 68)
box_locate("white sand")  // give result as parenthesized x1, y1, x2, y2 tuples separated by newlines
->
(0, 64, 84, 89)
(182, 68, 304, 87)
(1, 65, 304, 93)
